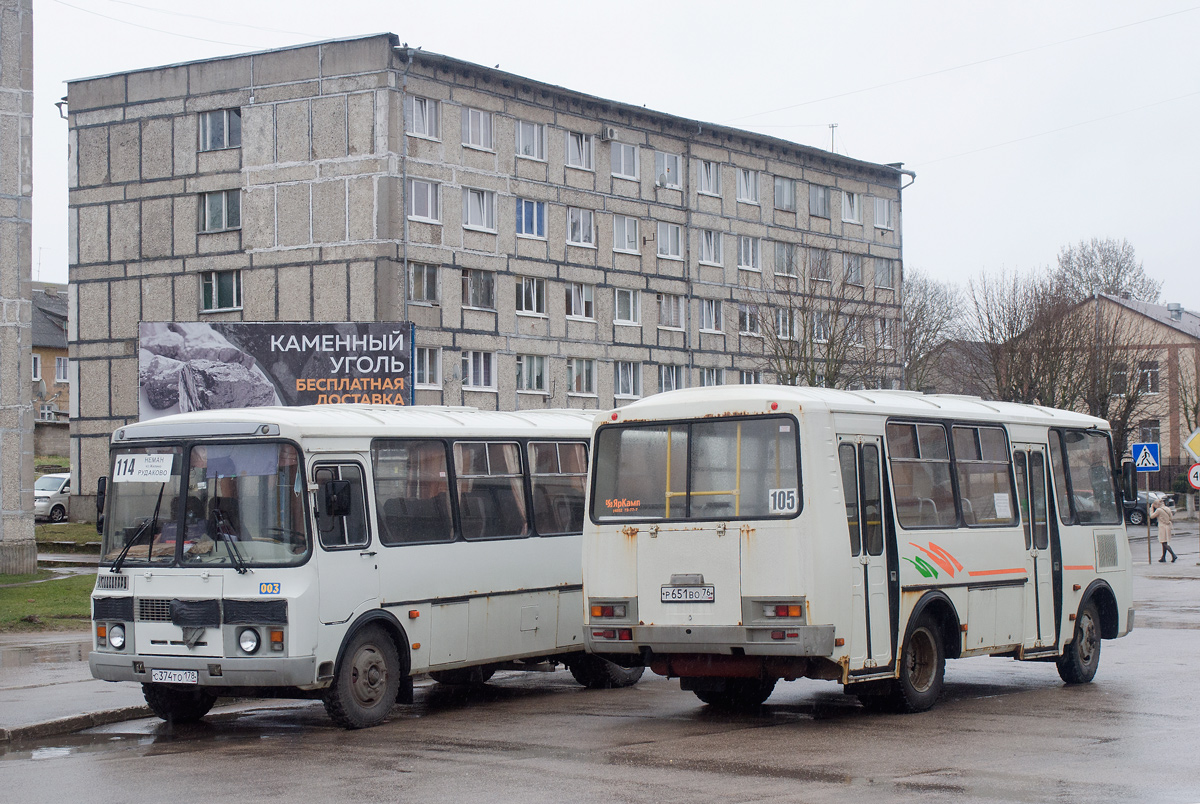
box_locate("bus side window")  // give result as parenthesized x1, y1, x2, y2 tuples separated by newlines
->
(530, 441, 587, 535)
(455, 442, 530, 540)
(371, 440, 453, 546)
(886, 422, 955, 529)
(839, 444, 861, 556)
(315, 464, 369, 549)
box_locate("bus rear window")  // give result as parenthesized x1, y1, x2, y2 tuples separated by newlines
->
(592, 416, 800, 522)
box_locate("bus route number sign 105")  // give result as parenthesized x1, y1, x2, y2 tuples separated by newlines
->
(769, 488, 798, 514)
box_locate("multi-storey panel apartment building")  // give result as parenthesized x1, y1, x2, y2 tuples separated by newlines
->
(66, 33, 909, 510)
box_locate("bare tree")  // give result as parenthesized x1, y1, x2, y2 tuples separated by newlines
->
(900, 268, 959, 392)
(1055, 238, 1160, 304)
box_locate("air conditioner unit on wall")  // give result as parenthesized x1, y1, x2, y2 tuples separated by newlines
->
(601, 126, 619, 141)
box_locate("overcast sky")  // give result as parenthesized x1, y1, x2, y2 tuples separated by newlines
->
(31, 0, 1200, 311)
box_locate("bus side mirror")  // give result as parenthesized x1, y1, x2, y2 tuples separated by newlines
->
(1121, 461, 1136, 502)
(321, 480, 352, 518)
(96, 477, 107, 535)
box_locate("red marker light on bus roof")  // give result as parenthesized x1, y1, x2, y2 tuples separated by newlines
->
(611, 413, 618, 420)
(771, 402, 778, 410)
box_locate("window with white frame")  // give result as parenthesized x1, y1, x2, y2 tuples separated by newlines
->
(200, 189, 240, 232)
(775, 242, 799, 277)
(774, 176, 796, 211)
(461, 350, 495, 389)
(408, 262, 439, 303)
(842, 191, 862, 223)
(738, 237, 761, 271)
(405, 95, 439, 139)
(659, 364, 686, 393)
(657, 221, 683, 259)
(1139, 361, 1160, 393)
(1139, 419, 1161, 444)
(461, 268, 495, 310)
(655, 152, 682, 188)
(809, 185, 831, 218)
(199, 109, 241, 151)
(612, 142, 638, 180)
(874, 196, 894, 230)
(39, 403, 56, 421)
(462, 187, 496, 231)
(700, 299, 722, 332)
(515, 198, 546, 239)
(567, 358, 596, 395)
(55, 356, 68, 383)
(31, 353, 41, 381)
(615, 288, 640, 324)
(877, 317, 894, 349)
(776, 308, 799, 341)
(658, 293, 685, 328)
(614, 361, 642, 398)
(738, 304, 760, 336)
(567, 207, 595, 246)
(700, 367, 723, 387)
(738, 370, 762, 385)
(810, 248, 832, 280)
(698, 160, 721, 195)
(566, 131, 594, 170)
(565, 282, 595, 319)
(812, 310, 831, 343)
(461, 107, 493, 150)
(516, 120, 545, 160)
(516, 354, 547, 392)
(736, 168, 759, 203)
(413, 347, 441, 387)
(847, 315, 864, 346)
(844, 253, 863, 285)
(875, 257, 895, 289)
(515, 276, 546, 316)
(613, 214, 639, 253)
(408, 179, 440, 222)
(201, 269, 242, 312)
(699, 229, 723, 265)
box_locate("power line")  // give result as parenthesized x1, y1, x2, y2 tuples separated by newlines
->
(102, 0, 322, 39)
(51, 0, 263, 48)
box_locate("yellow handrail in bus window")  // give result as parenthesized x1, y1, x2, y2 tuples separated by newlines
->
(734, 423, 742, 517)
(665, 426, 673, 518)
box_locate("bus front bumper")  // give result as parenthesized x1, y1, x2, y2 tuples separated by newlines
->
(586, 623, 836, 657)
(90, 651, 318, 688)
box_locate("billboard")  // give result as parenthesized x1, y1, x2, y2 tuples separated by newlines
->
(138, 322, 412, 421)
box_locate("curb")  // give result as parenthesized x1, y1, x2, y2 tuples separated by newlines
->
(0, 705, 152, 744)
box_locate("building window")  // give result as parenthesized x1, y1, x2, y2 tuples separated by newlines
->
(55, 356, 68, 383)
(612, 142, 638, 179)
(1110, 364, 1128, 396)
(567, 358, 596, 395)
(655, 152, 682, 188)
(414, 347, 441, 387)
(461, 268, 495, 310)
(774, 176, 796, 211)
(1139, 419, 1161, 444)
(659, 364, 686, 393)
(516, 120, 545, 160)
(738, 304, 760, 336)
(875, 258, 895, 289)
(812, 311, 831, 343)
(462, 188, 496, 231)
(845, 254, 863, 285)
(810, 185, 831, 218)
(39, 403, 57, 421)
(565, 282, 595, 319)
(658, 293, 685, 329)
(408, 179, 440, 222)
(566, 131, 594, 170)
(516, 198, 546, 238)
(516, 354, 547, 392)
(1139, 361, 1160, 394)
(615, 361, 642, 398)
(739, 370, 762, 385)
(613, 215, 639, 253)
(199, 109, 241, 151)
(699, 230, 723, 265)
(700, 367, 723, 387)
(567, 207, 595, 246)
(201, 269, 242, 312)
(775, 242, 799, 277)
(515, 276, 546, 316)
(700, 299, 722, 332)
(405, 96, 439, 139)
(657, 222, 683, 259)
(615, 288, 640, 325)
(408, 262, 439, 303)
(874, 196, 894, 230)
(200, 189, 240, 232)
(810, 248, 832, 280)
(776, 308, 798, 341)
(847, 315, 864, 346)
(461, 351, 495, 389)
(31, 353, 41, 381)
(842, 191, 863, 223)
(736, 168, 759, 203)
(461, 107, 493, 150)
(738, 237, 761, 271)
(877, 318, 894, 349)
(698, 160, 721, 195)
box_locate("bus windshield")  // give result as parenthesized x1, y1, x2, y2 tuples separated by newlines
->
(592, 415, 800, 522)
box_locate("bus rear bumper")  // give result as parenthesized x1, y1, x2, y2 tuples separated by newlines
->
(587, 623, 836, 657)
(90, 651, 317, 688)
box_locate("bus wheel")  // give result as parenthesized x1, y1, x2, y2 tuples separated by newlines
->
(567, 654, 646, 689)
(894, 615, 945, 713)
(141, 684, 217, 724)
(323, 625, 401, 729)
(1057, 600, 1101, 684)
(692, 677, 777, 709)
(430, 665, 496, 685)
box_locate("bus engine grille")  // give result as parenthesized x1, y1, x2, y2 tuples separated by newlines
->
(136, 598, 173, 622)
(1095, 532, 1119, 570)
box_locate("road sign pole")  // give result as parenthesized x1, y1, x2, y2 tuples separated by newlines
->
(1145, 471, 1152, 565)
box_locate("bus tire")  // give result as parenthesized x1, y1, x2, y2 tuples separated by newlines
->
(692, 677, 777, 709)
(323, 625, 401, 729)
(893, 614, 945, 713)
(567, 654, 646, 689)
(1056, 600, 1101, 684)
(141, 683, 217, 724)
(430, 665, 496, 685)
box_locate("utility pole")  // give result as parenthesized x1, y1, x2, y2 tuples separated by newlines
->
(829, 123, 838, 153)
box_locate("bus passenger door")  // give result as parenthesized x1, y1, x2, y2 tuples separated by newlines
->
(313, 462, 379, 624)
(838, 436, 893, 670)
(1013, 446, 1055, 650)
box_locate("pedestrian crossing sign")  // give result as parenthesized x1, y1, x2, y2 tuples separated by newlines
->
(1132, 442, 1159, 472)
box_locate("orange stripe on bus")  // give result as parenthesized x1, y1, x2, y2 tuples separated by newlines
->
(1063, 565, 1094, 571)
(966, 568, 1027, 577)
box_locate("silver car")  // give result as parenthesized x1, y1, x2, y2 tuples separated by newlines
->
(34, 472, 70, 523)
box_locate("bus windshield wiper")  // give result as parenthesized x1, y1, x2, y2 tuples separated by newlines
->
(110, 483, 165, 573)
(211, 508, 250, 574)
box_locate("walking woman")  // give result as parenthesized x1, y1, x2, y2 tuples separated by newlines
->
(1150, 498, 1177, 562)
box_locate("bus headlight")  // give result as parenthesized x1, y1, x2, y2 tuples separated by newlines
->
(238, 628, 261, 654)
(109, 624, 126, 650)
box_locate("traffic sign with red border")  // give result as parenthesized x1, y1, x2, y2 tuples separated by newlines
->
(1189, 463, 1200, 491)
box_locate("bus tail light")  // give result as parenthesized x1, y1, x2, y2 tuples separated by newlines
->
(592, 629, 617, 639)
(763, 604, 802, 618)
(592, 629, 634, 641)
(590, 604, 627, 618)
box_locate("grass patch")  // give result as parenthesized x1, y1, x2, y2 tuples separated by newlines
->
(0, 572, 96, 632)
(0, 569, 58, 584)
(36, 522, 101, 546)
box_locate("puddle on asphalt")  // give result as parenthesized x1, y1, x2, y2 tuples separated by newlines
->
(0, 641, 91, 669)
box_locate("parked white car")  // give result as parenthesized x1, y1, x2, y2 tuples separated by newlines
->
(34, 472, 70, 523)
